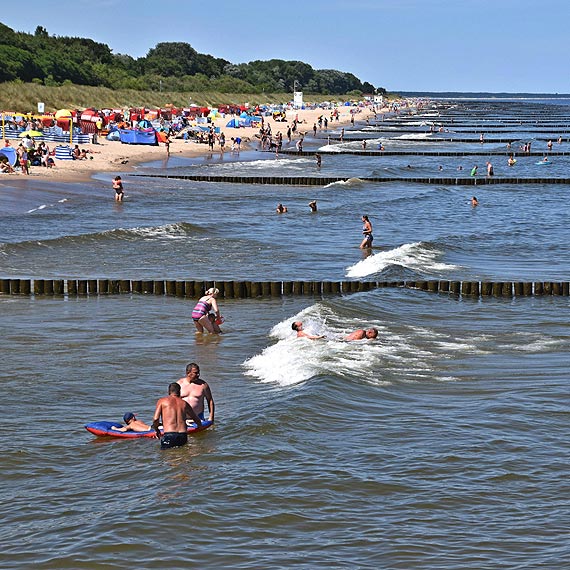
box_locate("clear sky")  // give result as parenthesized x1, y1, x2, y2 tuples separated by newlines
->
(2, 0, 569, 93)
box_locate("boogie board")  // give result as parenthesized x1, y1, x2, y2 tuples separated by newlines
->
(536, 161, 552, 165)
(84, 420, 213, 438)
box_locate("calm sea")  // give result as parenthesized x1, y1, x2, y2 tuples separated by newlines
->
(1, 99, 569, 569)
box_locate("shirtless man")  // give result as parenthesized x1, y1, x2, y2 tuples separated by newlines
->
(292, 321, 325, 340)
(111, 412, 152, 433)
(177, 363, 215, 423)
(345, 328, 378, 341)
(152, 382, 202, 449)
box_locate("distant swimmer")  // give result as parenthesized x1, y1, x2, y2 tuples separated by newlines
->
(471, 196, 479, 207)
(276, 203, 288, 214)
(508, 156, 516, 167)
(486, 161, 494, 176)
(309, 200, 318, 212)
(542, 155, 549, 162)
(345, 328, 378, 341)
(291, 321, 325, 340)
(360, 215, 373, 249)
(315, 153, 322, 168)
(470, 165, 478, 176)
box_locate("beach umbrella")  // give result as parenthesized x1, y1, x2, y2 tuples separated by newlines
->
(55, 109, 73, 144)
(19, 130, 43, 137)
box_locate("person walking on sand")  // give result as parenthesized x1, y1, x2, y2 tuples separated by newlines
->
(360, 215, 373, 249)
(113, 176, 124, 201)
(152, 383, 202, 449)
(191, 287, 223, 334)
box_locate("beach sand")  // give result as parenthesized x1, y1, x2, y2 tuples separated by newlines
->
(1, 104, 381, 184)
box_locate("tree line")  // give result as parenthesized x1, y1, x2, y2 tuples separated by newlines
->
(0, 23, 385, 97)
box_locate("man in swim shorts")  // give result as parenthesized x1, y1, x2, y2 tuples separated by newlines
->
(152, 382, 202, 449)
(177, 362, 215, 423)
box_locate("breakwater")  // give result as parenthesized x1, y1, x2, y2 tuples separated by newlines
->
(132, 173, 570, 186)
(2, 278, 569, 298)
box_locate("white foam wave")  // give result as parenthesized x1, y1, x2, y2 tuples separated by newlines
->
(27, 204, 48, 213)
(122, 223, 198, 240)
(323, 177, 363, 189)
(345, 242, 459, 278)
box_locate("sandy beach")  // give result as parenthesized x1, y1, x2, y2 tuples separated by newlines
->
(2, 104, 382, 184)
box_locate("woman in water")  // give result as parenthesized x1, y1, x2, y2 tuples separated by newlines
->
(360, 215, 373, 249)
(191, 288, 223, 334)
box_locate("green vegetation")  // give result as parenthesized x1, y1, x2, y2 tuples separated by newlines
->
(0, 82, 353, 113)
(0, 22, 386, 103)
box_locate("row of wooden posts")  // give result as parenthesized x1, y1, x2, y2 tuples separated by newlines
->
(2, 279, 569, 298)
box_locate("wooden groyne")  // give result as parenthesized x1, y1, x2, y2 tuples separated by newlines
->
(2, 279, 569, 299)
(132, 173, 570, 186)
(281, 149, 570, 157)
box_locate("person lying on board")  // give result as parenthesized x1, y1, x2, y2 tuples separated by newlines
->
(111, 412, 153, 433)
(345, 328, 379, 341)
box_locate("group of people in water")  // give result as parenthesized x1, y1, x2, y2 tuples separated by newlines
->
(112, 362, 215, 450)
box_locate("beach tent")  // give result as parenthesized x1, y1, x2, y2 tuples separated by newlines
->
(226, 118, 241, 128)
(119, 128, 158, 145)
(0, 147, 17, 166)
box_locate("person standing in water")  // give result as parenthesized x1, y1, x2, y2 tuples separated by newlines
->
(191, 287, 223, 334)
(112, 176, 124, 201)
(360, 215, 373, 249)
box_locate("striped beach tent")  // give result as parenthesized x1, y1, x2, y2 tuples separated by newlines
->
(54, 145, 73, 160)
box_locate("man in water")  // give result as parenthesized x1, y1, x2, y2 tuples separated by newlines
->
(345, 328, 378, 341)
(152, 382, 202, 449)
(177, 363, 215, 423)
(292, 321, 325, 340)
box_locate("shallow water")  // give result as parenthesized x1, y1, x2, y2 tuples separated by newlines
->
(1, 99, 569, 569)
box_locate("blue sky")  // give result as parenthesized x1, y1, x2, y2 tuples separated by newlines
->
(2, 0, 569, 93)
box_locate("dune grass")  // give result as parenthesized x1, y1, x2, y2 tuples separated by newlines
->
(0, 82, 347, 113)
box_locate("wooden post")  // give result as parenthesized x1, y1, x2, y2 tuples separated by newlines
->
(234, 281, 246, 298)
(461, 281, 471, 296)
(154, 280, 165, 295)
(77, 280, 88, 296)
(98, 279, 109, 294)
(1, 279, 10, 294)
(470, 281, 480, 297)
(481, 282, 492, 296)
(271, 282, 281, 297)
(119, 280, 131, 294)
(67, 280, 77, 296)
(331, 282, 341, 294)
(543, 282, 553, 295)
(552, 282, 562, 296)
(166, 281, 177, 296)
(261, 282, 272, 296)
(439, 280, 450, 292)
(142, 281, 154, 294)
(283, 281, 293, 295)
(131, 280, 142, 294)
(34, 279, 45, 296)
(175, 281, 186, 297)
(514, 282, 524, 296)
(451, 281, 461, 294)
(492, 282, 502, 296)
(502, 282, 513, 297)
(54, 280, 64, 296)
(250, 281, 261, 297)
(428, 281, 439, 293)
(44, 280, 54, 296)
(563, 282, 570, 296)
(292, 281, 303, 295)
(523, 282, 532, 296)
(185, 281, 195, 298)
(88, 279, 98, 295)
(534, 282, 544, 296)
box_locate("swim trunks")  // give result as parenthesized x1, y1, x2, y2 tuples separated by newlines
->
(160, 432, 188, 450)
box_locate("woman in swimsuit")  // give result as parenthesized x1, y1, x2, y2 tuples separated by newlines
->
(191, 288, 222, 334)
(360, 215, 373, 249)
(113, 176, 124, 201)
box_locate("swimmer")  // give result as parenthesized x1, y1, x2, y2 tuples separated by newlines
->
(276, 203, 288, 214)
(113, 176, 124, 201)
(111, 412, 152, 433)
(345, 328, 378, 341)
(291, 321, 325, 340)
(309, 200, 318, 212)
(471, 196, 479, 207)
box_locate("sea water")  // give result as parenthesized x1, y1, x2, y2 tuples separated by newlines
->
(1, 99, 569, 569)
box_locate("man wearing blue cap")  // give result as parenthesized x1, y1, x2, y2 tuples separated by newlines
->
(111, 412, 152, 433)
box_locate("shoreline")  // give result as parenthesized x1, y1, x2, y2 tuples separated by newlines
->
(1, 104, 384, 185)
